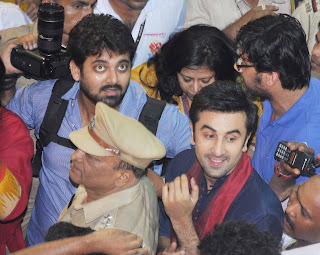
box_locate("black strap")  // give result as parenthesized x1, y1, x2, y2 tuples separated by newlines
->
(32, 75, 76, 177)
(139, 96, 166, 135)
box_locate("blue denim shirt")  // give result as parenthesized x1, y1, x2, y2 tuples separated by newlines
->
(7, 79, 191, 246)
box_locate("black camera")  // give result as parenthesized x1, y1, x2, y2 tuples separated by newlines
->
(11, 3, 70, 80)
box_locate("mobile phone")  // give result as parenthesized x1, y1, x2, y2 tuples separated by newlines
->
(274, 141, 317, 177)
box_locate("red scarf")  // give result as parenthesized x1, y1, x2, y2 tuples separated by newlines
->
(187, 152, 252, 239)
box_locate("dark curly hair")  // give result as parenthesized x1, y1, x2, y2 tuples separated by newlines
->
(199, 221, 281, 255)
(147, 25, 238, 102)
(68, 14, 136, 70)
(236, 14, 310, 91)
(190, 80, 258, 138)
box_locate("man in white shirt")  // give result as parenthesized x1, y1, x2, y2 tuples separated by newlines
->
(0, 1, 31, 30)
(184, 0, 291, 40)
(94, 0, 185, 69)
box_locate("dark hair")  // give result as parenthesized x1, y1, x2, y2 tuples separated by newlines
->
(189, 80, 258, 137)
(147, 25, 238, 102)
(199, 221, 281, 255)
(68, 14, 136, 69)
(113, 160, 145, 179)
(45, 222, 103, 255)
(236, 14, 310, 90)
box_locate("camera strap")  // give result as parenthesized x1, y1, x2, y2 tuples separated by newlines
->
(32, 76, 166, 177)
(135, 19, 146, 48)
(32, 75, 76, 177)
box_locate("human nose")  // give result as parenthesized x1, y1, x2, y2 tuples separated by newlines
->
(191, 80, 200, 94)
(312, 43, 320, 59)
(70, 149, 85, 162)
(106, 68, 118, 85)
(82, 7, 92, 18)
(211, 139, 225, 157)
(286, 198, 298, 219)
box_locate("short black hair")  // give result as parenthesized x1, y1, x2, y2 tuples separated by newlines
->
(189, 80, 258, 137)
(147, 25, 237, 102)
(236, 14, 310, 90)
(68, 14, 136, 69)
(199, 221, 281, 255)
(113, 160, 145, 179)
(45, 222, 103, 255)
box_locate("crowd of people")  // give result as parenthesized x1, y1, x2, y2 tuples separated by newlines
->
(1, 0, 320, 254)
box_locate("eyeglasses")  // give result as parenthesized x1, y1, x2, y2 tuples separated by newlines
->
(234, 57, 255, 72)
(236, 64, 255, 69)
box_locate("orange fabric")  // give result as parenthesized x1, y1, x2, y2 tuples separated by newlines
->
(0, 108, 33, 254)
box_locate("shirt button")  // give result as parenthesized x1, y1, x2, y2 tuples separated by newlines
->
(194, 217, 198, 220)
(196, 209, 199, 213)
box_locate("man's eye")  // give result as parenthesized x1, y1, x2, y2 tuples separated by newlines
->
(118, 64, 128, 71)
(205, 134, 214, 139)
(74, 3, 84, 9)
(95, 65, 105, 72)
(226, 136, 236, 142)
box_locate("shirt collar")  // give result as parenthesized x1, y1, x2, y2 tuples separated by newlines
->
(61, 81, 79, 101)
(74, 180, 142, 223)
(263, 82, 312, 128)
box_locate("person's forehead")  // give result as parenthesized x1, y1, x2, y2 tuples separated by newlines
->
(85, 51, 131, 64)
(299, 178, 320, 216)
(196, 110, 247, 133)
(59, 0, 95, 7)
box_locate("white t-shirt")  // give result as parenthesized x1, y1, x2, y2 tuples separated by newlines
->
(184, 0, 291, 30)
(94, 0, 185, 68)
(0, 2, 31, 30)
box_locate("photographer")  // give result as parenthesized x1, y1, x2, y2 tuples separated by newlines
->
(3, 13, 190, 246)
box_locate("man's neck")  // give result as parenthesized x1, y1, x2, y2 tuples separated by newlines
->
(84, 177, 140, 204)
(269, 85, 308, 122)
(62, 34, 69, 47)
(109, 0, 142, 30)
(77, 91, 96, 127)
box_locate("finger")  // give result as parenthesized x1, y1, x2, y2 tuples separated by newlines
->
(15, 0, 22, 6)
(180, 174, 190, 196)
(190, 177, 199, 203)
(316, 154, 320, 167)
(168, 181, 175, 202)
(26, 6, 38, 21)
(164, 241, 177, 253)
(287, 141, 315, 156)
(261, 5, 279, 11)
(162, 184, 169, 204)
(173, 176, 181, 199)
(282, 162, 300, 177)
(126, 246, 150, 255)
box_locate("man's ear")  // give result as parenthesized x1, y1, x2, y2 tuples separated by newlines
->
(190, 122, 195, 145)
(115, 170, 134, 187)
(242, 133, 252, 152)
(266, 71, 279, 87)
(70, 60, 80, 81)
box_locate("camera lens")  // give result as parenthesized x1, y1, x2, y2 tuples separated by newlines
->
(37, 3, 64, 55)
